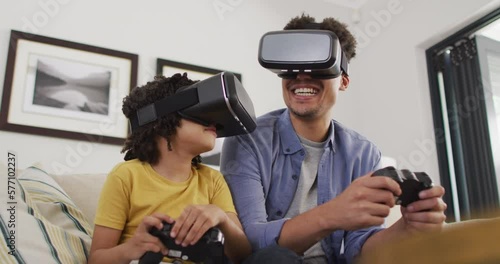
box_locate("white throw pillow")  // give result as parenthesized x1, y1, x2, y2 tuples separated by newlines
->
(0, 166, 92, 264)
(50, 172, 107, 229)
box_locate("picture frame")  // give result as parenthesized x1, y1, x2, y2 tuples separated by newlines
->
(0, 30, 138, 145)
(156, 58, 242, 84)
(156, 58, 243, 166)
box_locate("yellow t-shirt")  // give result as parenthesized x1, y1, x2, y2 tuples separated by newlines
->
(94, 159, 236, 246)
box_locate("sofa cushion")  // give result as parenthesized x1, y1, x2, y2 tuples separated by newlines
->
(50, 172, 107, 228)
(0, 166, 92, 263)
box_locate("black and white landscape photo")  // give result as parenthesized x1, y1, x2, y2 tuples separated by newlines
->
(30, 56, 112, 118)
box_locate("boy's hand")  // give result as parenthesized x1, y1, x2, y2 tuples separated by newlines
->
(170, 205, 228, 247)
(123, 213, 174, 260)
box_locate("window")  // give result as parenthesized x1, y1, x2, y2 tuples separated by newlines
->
(427, 8, 500, 222)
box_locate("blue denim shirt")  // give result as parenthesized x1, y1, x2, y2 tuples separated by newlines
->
(220, 109, 384, 264)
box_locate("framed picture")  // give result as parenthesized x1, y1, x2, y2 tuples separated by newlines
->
(156, 58, 242, 84)
(0, 30, 138, 145)
(156, 58, 242, 166)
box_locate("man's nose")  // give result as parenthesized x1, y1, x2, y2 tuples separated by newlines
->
(296, 73, 313, 80)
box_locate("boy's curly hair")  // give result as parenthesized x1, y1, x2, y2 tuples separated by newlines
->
(284, 13, 357, 62)
(121, 73, 201, 166)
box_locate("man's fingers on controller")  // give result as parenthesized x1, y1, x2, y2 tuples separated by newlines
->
(408, 197, 445, 213)
(366, 202, 391, 217)
(372, 176, 402, 196)
(379, 191, 397, 207)
(366, 187, 397, 205)
(419, 185, 445, 199)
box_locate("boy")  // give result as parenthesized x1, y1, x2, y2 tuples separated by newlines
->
(89, 73, 251, 264)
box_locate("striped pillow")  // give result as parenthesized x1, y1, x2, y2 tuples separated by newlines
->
(0, 166, 92, 264)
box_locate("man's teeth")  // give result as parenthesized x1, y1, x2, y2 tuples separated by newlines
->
(294, 88, 317, 96)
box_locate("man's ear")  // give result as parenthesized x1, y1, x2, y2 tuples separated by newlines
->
(340, 74, 350, 91)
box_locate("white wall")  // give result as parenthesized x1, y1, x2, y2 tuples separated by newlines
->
(0, 0, 499, 179)
(333, 0, 500, 184)
(0, 0, 286, 175)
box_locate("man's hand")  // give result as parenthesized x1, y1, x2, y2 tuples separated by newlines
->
(323, 173, 402, 231)
(122, 213, 174, 260)
(170, 204, 228, 247)
(400, 186, 447, 233)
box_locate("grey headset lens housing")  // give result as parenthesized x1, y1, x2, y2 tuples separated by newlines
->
(258, 29, 349, 78)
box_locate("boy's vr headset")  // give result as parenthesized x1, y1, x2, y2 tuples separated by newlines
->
(128, 72, 256, 138)
(258, 29, 349, 79)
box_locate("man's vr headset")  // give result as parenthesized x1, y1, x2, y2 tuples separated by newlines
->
(128, 72, 256, 138)
(258, 29, 349, 79)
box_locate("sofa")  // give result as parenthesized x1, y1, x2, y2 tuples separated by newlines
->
(4, 162, 500, 264)
(0, 164, 102, 264)
(0, 161, 404, 264)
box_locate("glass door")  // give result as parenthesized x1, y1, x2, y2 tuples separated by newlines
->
(476, 35, 500, 203)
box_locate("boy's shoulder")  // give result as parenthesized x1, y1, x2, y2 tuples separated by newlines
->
(197, 163, 222, 175)
(110, 158, 143, 170)
(108, 159, 147, 178)
(196, 163, 225, 181)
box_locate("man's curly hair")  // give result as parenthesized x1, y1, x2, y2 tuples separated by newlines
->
(121, 73, 201, 166)
(284, 13, 357, 62)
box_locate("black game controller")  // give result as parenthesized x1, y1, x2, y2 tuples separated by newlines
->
(138, 221, 225, 264)
(372, 166, 434, 207)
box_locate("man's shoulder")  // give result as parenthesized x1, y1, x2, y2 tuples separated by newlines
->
(333, 121, 381, 173)
(222, 109, 286, 161)
(255, 108, 286, 127)
(226, 109, 285, 142)
(333, 120, 378, 150)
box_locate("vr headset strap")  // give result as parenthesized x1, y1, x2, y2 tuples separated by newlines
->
(341, 51, 349, 76)
(129, 87, 199, 132)
(303, 22, 322, 29)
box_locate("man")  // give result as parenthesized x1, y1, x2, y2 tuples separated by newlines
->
(220, 14, 447, 264)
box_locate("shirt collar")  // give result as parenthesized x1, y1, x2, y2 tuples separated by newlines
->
(277, 109, 336, 154)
